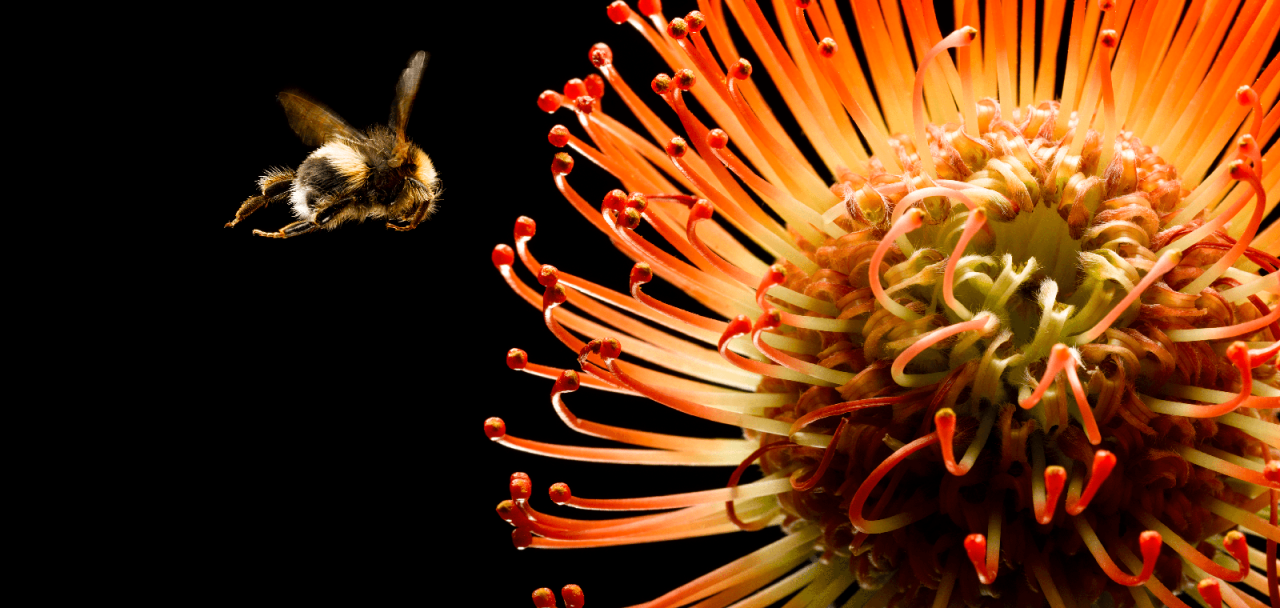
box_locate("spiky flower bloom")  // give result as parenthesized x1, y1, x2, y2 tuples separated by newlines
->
(487, 0, 1280, 606)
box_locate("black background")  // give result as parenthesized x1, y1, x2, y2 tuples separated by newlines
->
(171, 0, 1276, 605)
(192, 1, 769, 605)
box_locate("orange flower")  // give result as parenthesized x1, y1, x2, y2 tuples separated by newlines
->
(488, 1, 1279, 606)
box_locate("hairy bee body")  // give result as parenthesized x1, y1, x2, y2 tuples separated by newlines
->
(290, 126, 439, 228)
(228, 52, 439, 238)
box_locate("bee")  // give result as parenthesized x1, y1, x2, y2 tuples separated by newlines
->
(226, 51, 439, 238)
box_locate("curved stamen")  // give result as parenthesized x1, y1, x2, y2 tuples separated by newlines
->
(1137, 512, 1251, 583)
(483, 417, 752, 466)
(550, 369, 755, 452)
(1065, 450, 1117, 516)
(790, 395, 912, 434)
(847, 431, 939, 534)
(1022, 344, 1101, 445)
(598, 338, 792, 436)
(628, 262, 726, 336)
(750, 311, 851, 386)
(963, 496, 1003, 585)
(1167, 302, 1280, 342)
(1073, 249, 1182, 345)
(914, 27, 978, 178)
(506, 347, 634, 395)
(934, 405, 999, 476)
(791, 417, 848, 492)
(891, 312, 997, 387)
(1181, 161, 1267, 295)
(1073, 517, 1161, 586)
(1197, 579, 1223, 608)
(686, 199, 758, 286)
(716, 315, 820, 385)
(870, 208, 926, 321)
(725, 441, 795, 531)
(943, 208, 989, 319)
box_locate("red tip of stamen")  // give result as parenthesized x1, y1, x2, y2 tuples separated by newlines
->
(1223, 531, 1249, 577)
(484, 417, 506, 439)
(720, 315, 752, 350)
(818, 37, 837, 58)
(538, 265, 560, 287)
(729, 58, 752, 80)
(537, 90, 562, 114)
(667, 17, 688, 39)
(590, 44, 613, 68)
(549, 482, 571, 505)
(795, 0, 812, 8)
(685, 11, 705, 32)
(666, 137, 688, 158)
(1197, 579, 1223, 608)
(630, 263, 653, 288)
(574, 96, 595, 114)
(620, 207, 642, 230)
(599, 337, 622, 360)
(496, 499, 517, 523)
(673, 68, 696, 90)
(627, 192, 648, 213)
(506, 348, 528, 370)
(706, 129, 729, 149)
(1237, 85, 1259, 106)
(511, 472, 531, 484)
(1092, 449, 1116, 480)
(510, 476, 532, 501)
(1041, 465, 1066, 523)
(1265, 461, 1280, 483)
(532, 587, 556, 608)
(543, 282, 568, 308)
(636, 0, 661, 17)
(1228, 159, 1252, 180)
(603, 189, 628, 214)
(756, 264, 786, 308)
(584, 73, 605, 98)
(492, 244, 515, 268)
(651, 73, 672, 94)
(964, 534, 992, 584)
(564, 78, 587, 100)
(606, 1, 631, 24)
(513, 527, 533, 549)
(561, 585, 584, 608)
(934, 408, 959, 471)
(1139, 529, 1162, 562)
(1100, 29, 1118, 48)
(690, 199, 714, 222)
(515, 216, 537, 240)
(1099, 0, 1115, 10)
(551, 152, 574, 175)
(580, 339, 603, 361)
(1227, 341, 1250, 368)
(753, 310, 782, 331)
(554, 369, 581, 394)
(548, 125, 570, 148)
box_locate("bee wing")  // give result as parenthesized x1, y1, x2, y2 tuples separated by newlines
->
(278, 90, 363, 147)
(390, 51, 428, 140)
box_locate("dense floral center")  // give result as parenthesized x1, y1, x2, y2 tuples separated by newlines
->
(748, 101, 1267, 602)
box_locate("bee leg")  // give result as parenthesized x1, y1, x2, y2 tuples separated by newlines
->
(252, 220, 318, 239)
(386, 200, 428, 232)
(226, 169, 295, 228)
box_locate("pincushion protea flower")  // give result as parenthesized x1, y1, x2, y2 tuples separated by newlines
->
(485, 0, 1280, 606)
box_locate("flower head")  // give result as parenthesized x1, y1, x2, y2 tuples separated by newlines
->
(488, 1, 1279, 606)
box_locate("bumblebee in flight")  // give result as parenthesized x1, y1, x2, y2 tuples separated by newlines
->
(227, 51, 439, 238)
